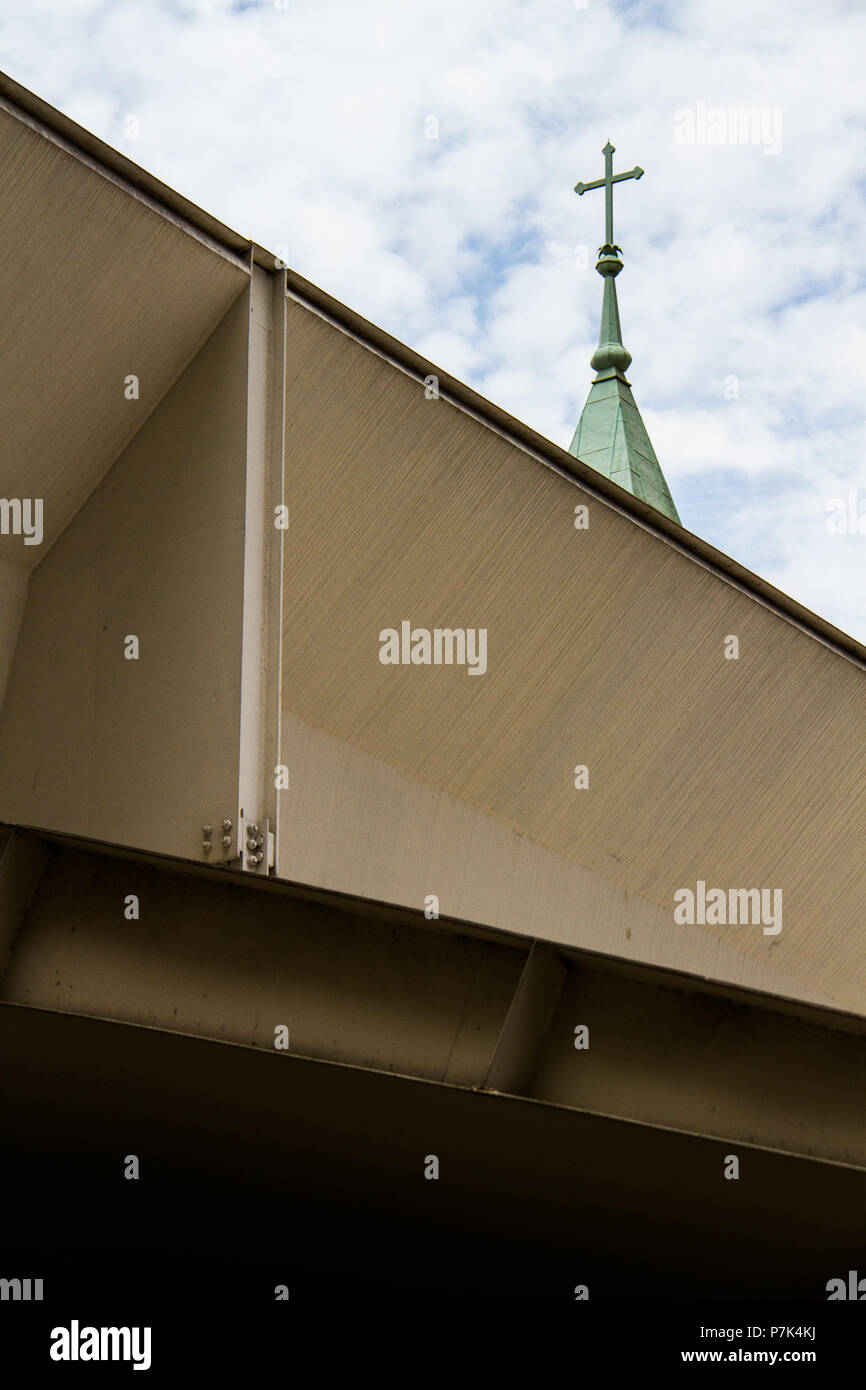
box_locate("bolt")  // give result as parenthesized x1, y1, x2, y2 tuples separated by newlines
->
(202, 825, 213, 837)
(222, 819, 233, 832)
(202, 842, 212, 854)
(220, 835, 231, 848)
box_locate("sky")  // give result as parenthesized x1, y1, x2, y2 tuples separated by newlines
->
(1, 0, 864, 640)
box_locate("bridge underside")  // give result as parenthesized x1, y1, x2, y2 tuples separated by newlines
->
(2, 828, 863, 1301)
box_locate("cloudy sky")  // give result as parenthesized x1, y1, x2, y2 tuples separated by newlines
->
(2, 0, 864, 639)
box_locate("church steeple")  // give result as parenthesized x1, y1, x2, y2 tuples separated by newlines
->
(569, 142, 681, 524)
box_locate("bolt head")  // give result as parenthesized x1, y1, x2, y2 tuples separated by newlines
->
(202, 825, 212, 837)
(220, 835, 231, 847)
(202, 842, 212, 853)
(221, 819, 233, 832)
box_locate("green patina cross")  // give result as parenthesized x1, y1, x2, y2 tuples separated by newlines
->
(574, 141, 643, 252)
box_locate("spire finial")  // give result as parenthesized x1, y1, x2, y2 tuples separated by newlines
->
(573, 141, 644, 379)
(574, 139, 643, 260)
(569, 143, 682, 524)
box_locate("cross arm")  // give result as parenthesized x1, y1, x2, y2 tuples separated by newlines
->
(574, 165, 643, 195)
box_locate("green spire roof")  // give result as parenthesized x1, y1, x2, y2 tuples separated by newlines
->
(568, 143, 681, 525)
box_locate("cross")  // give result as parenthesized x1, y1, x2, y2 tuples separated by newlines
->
(574, 141, 643, 252)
